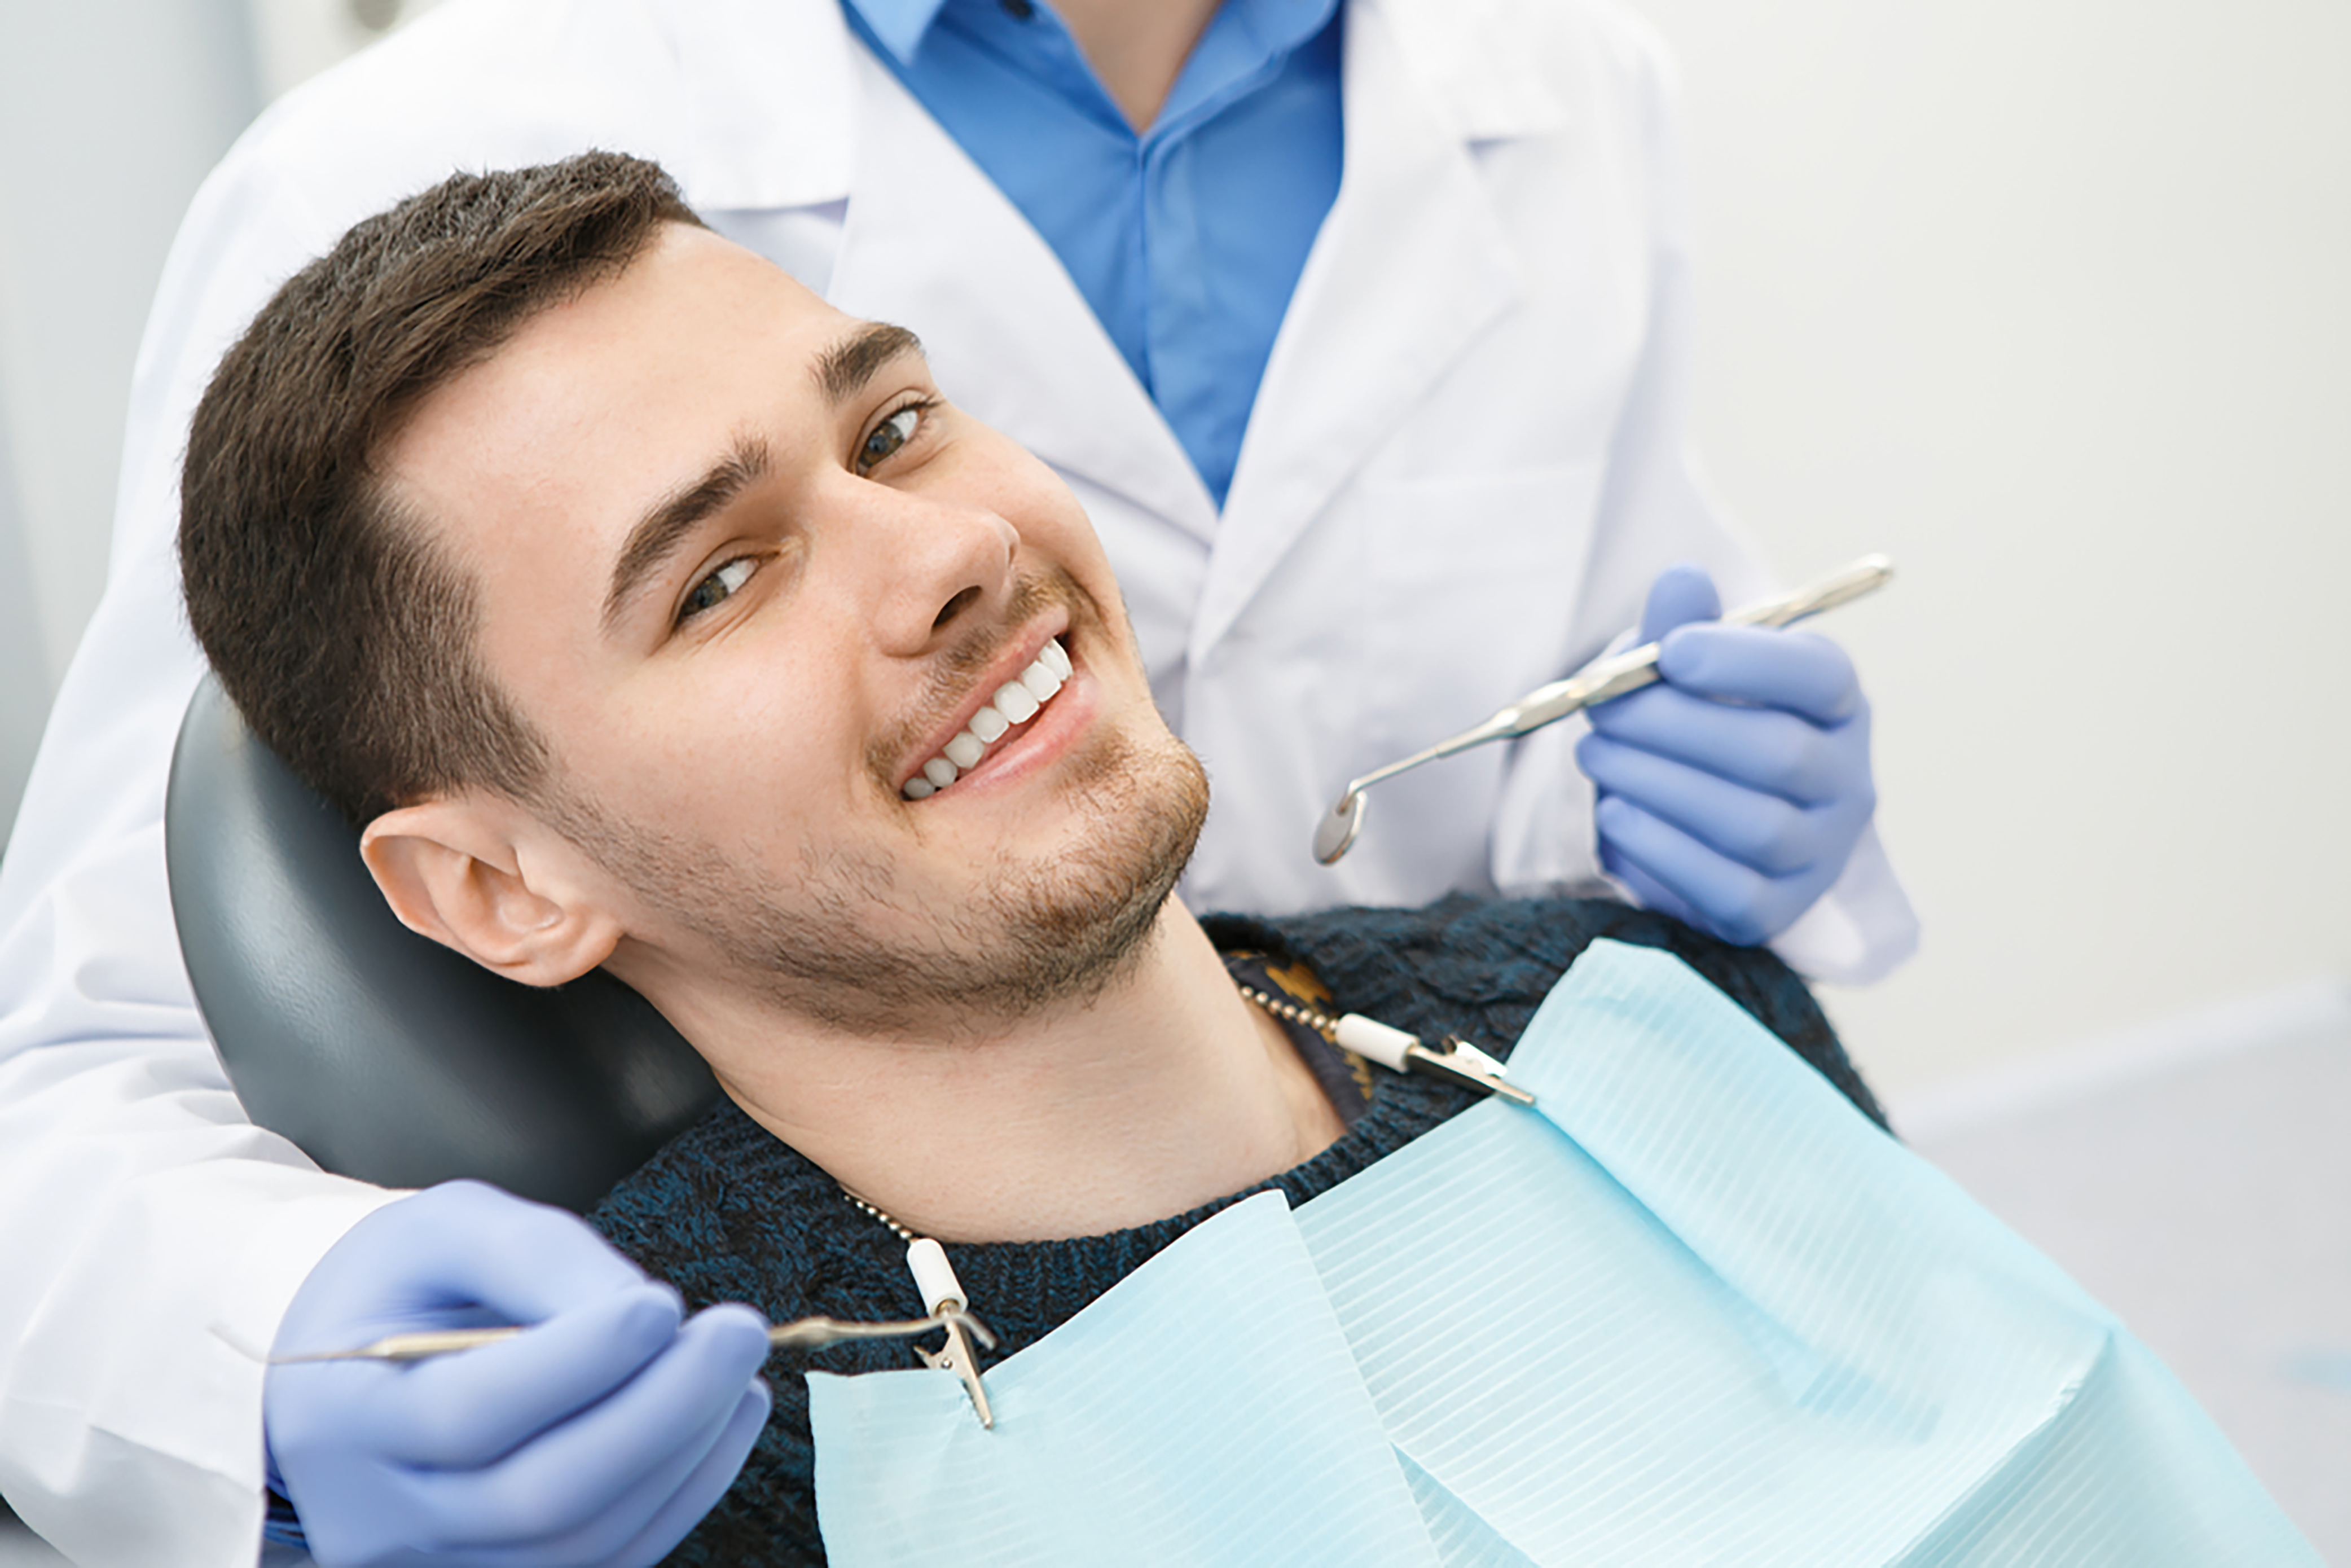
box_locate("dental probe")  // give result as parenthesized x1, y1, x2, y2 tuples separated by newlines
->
(1312, 554, 1895, 866)
(274, 1307, 999, 1365)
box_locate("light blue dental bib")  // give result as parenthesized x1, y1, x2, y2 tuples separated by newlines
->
(810, 941, 2314, 1565)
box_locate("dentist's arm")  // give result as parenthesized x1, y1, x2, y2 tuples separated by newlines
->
(1482, 21, 1914, 982)
(1575, 564, 1879, 949)
(266, 1182, 771, 1568)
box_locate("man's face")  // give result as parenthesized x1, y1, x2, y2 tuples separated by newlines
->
(379, 223, 1206, 1035)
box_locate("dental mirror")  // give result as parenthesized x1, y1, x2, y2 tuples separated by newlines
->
(1312, 554, 1895, 867)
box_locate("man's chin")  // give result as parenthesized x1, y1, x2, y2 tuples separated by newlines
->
(964, 722, 1209, 1014)
(622, 721, 1212, 1040)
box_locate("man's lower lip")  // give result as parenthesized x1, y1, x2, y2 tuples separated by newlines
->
(947, 687, 1056, 784)
(916, 670, 1088, 799)
(902, 634, 1076, 798)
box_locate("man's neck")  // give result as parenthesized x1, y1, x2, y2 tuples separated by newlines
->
(666, 901, 1344, 1242)
(1054, 0, 1224, 132)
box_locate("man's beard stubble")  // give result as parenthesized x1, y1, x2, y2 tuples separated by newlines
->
(715, 717, 1207, 1035)
(556, 574, 1213, 1038)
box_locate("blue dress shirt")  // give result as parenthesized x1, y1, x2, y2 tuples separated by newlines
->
(844, 0, 1344, 508)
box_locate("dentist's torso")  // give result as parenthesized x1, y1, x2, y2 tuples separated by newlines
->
(789, 0, 1751, 917)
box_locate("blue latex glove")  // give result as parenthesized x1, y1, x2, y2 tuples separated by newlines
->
(265, 1180, 772, 1567)
(1575, 563, 1877, 947)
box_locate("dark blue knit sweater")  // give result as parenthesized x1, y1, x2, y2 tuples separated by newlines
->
(589, 895, 1883, 1565)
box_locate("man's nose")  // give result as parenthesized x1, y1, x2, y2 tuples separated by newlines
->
(846, 482, 1020, 656)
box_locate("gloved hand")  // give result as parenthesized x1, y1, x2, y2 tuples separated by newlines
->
(266, 1180, 772, 1568)
(1575, 563, 1877, 948)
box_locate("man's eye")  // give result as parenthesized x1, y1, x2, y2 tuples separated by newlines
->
(857, 403, 926, 473)
(678, 556, 757, 624)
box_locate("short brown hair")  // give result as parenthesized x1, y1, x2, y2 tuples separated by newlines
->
(180, 151, 704, 824)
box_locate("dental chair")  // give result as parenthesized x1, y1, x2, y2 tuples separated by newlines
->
(165, 673, 720, 1212)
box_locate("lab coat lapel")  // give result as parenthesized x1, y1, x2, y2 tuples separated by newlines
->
(661, 0, 858, 208)
(1191, 0, 1538, 664)
(823, 47, 1220, 544)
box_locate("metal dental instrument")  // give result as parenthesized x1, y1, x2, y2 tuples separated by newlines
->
(1312, 554, 1896, 866)
(275, 1307, 1000, 1365)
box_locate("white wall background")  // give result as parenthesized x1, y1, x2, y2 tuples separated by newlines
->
(0, 0, 2343, 1099)
(1621, 0, 2351, 1100)
(0, 0, 267, 844)
(0, 0, 437, 849)
(0, 420, 46, 847)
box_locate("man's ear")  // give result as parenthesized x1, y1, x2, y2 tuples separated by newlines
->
(359, 796, 622, 987)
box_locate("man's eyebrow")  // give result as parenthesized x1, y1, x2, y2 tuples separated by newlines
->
(815, 321, 924, 406)
(602, 435, 772, 633)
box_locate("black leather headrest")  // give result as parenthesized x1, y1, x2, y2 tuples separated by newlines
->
(165, 673, 719, 1212)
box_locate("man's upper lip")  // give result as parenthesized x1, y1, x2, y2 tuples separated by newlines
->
(895, 613, 1071, 788)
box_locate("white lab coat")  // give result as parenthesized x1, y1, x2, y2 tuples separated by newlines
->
(0, 0, 1915, 1560)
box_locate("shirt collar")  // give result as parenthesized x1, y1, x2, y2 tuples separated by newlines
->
(1220, 0, 1341, 60)
(843, 0, 952, 65)
(846, 0, 1337, 70)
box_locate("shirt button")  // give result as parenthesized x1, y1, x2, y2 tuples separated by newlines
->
(1002, 0, 1035, 16)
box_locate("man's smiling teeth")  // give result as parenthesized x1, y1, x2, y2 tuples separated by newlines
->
(902, 638, 1073, 800)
